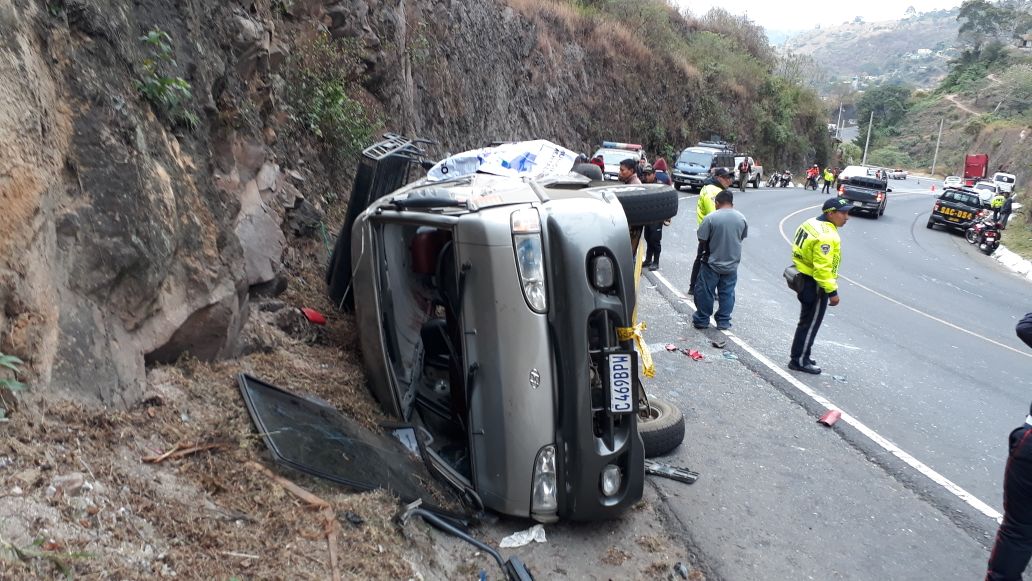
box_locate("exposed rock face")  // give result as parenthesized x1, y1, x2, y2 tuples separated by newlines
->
(0, 0, 728, 407)
(1, 1, 290, 405)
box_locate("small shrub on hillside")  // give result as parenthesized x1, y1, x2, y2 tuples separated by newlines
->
(135, 27, 199, 130)
(0, 352, 25, 422)
(288, 33, 378, 169)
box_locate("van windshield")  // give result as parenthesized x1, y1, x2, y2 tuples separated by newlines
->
(676, 151, 713, 169)
(595, 149, 638, 165)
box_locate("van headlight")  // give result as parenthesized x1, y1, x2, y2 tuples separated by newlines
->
(531, 445, 558, 513)
(601, 464, 622, 497)
(591, 255, 615, 290)
(511, 209, 547, 313)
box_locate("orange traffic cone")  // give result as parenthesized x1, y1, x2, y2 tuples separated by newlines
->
(931, 184, 936, 192)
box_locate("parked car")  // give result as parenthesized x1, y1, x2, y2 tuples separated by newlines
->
(592, 141, 647, 181)
(671, 143, 736, 191)
(887, 168, 908, 180)
(327, 135, 683, 523)
(733, 155, 763, 189)
(943, 176, 963, 188)
(837, 175, 890, 218)
(927, 188, 984, 231)
(992, 171, 1016, 194)
(972, 181, 999, 207)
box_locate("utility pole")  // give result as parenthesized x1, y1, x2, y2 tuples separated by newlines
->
(861, 111, 874, 166)
(930, 117, 944, 177)
(835, 103, 843, 141)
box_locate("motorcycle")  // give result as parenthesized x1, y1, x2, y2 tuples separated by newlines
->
(767, 171, 781, 188)
(778, 171, 792, 188)
(804, 174, 819, 190)
(965, 216, 1002, 255)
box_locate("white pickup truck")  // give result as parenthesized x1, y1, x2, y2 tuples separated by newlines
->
(733, 155, 763, 189)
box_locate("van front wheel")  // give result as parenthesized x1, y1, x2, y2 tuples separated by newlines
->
(638, 395, 685, 458)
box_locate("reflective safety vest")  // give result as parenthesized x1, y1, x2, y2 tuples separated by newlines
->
(697, 184, 721, 224)
(823, 169, 834, 182)
(791, 216, 842, 295)
(991, 194, 1005, 209)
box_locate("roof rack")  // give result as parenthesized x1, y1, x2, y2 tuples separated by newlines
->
(362, 133, 436, 162)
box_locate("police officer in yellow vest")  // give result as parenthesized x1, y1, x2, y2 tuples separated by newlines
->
(992, 193, 1006, 220)
(689, 168, 733, 294)
(788, 197, 851, 374)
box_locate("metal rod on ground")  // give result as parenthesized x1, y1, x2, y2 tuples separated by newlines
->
(930, 117, 944, 177)
(861, 111, 874, 166)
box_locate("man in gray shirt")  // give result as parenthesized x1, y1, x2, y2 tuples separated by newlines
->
(692, 190, 748, 330)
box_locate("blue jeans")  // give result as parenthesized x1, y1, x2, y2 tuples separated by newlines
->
(691, 263, 737, 329)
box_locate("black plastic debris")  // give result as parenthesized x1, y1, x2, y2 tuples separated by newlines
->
(236, 374, 467, 517)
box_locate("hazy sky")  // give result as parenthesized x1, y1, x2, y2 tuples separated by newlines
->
(675, 0, 961, 35)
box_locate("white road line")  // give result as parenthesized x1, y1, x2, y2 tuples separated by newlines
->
(777, 205, 1032, 360)
(649, 270, 1004, 522)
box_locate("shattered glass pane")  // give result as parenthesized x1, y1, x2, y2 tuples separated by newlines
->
(237, 374, 465, 515)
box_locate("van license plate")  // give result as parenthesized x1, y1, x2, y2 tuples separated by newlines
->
(607, 352, 635, 414)
(852, 201, 862, 206)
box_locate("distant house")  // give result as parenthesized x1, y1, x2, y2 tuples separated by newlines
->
(1017, 34, 1032, 50)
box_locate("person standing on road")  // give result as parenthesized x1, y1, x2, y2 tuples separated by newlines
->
(737, 158, 751, 192)
(1000, 194, 1014, 229)
(653, 157, 672, 185)
(992, 192, 1006, 221)
(618, 158, 642, 185)
(641, 165, 670, 271)
(689, 168, 734, 295)
(822, 166, 834, 194)
(985, 312, 1032, 581)
(787, 197, 851, 375)
(692, 190, 748, 330)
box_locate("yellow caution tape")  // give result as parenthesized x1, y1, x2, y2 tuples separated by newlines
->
(616, 239, 655, 378)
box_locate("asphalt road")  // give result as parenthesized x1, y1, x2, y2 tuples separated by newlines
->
(636, 176, 1032, 580)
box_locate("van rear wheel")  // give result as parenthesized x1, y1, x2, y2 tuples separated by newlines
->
(638, 395, 685, 458)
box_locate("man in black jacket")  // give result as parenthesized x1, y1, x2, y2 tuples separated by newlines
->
(1000, 195, 1014, 229)
(986, 312, 1032, 581)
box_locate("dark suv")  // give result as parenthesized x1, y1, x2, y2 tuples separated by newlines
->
(927, 188, 984, 231)
(671, 143, 736, 191)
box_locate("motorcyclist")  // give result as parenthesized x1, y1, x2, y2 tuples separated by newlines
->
(780, 170, 793, 187)
(806, 164, 820, 190)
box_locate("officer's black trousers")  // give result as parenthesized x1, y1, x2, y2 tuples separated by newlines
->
(789, 275, 828, 365)
(644, 223, 663, 265)
(987, 426, 1032, 581)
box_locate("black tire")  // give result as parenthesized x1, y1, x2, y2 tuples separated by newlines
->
(638, 395, 685, 458)
(871, 210, 880, 219)
(926, 218, 935, 229)
(965, 228, 978, 244)
(610, 185, 679, 227)
(752, 176, 759, 189)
